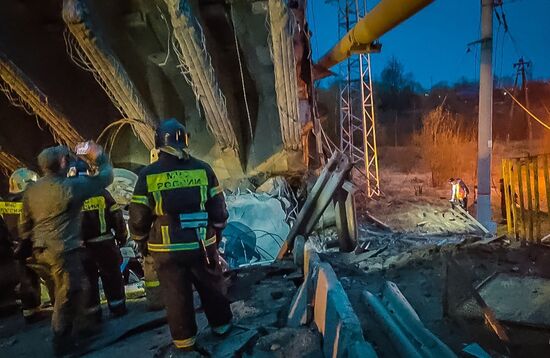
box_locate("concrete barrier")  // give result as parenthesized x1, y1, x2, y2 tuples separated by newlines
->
(288, 242, 377, 357)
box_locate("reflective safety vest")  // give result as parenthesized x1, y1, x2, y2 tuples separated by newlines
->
(452, 181, 469, 200)
(81, 191, 126, 244)
(82, 196, 108, 238)
(0, 199, 23, 242)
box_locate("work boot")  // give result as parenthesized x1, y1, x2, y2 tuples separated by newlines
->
(24, 310, 49, 324)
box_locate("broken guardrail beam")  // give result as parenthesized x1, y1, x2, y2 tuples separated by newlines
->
(382, 281, 457, 357)
(362, 281, 457, 358)
(363, 290, 423, 358)
(277, 151, 353, 259)
(288, 241, 378, 357)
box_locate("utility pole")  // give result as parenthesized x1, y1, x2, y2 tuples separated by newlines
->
(511, 57, 532, 140)
(477, 0, 496, 233)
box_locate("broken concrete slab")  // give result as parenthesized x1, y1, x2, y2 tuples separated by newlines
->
(250, 327, 323, 358)
(456, 273, 550, 328)
(200, 328, 259, 358)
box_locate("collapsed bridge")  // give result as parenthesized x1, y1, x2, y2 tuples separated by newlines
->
(0, 0, 309, 186)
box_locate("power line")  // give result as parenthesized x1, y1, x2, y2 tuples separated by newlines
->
(504, 89, 550, 132)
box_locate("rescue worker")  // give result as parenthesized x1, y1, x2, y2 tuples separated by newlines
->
(449, 177, 470, 211)
(0, 212, 9, 256)
(0, 168, 48, 323)
(129, 118, 232, 352)
(72, 160, 128, 320)
(18, 143, 113, 356)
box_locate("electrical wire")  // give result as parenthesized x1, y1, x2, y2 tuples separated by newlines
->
(230, 5, 254, 142)
(156, 5, 172, 67)
(504, 89, 550, 131)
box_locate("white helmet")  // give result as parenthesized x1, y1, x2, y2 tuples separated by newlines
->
(9, 168, 39, 194)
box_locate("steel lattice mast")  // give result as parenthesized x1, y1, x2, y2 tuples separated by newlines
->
(338, 0, 380, 197)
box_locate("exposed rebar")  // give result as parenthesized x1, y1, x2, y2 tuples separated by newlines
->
(0, 51, 84, 148)
(62, 0, 156, 149)
(165, 0, 238, 152)
(267, 0, 301, 150)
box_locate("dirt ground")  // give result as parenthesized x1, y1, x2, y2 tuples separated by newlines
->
(323, 240, 550, 357)
(0, 261, 320, 358)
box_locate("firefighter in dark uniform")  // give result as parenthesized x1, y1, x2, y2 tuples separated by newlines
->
(129, 118, 232, 351)
(0, 168, 48, 322)
(73, 160, 128, 320)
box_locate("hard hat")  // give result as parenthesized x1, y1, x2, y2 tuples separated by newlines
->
(154, 118, 189, 151)
(9, 168, 39, 194)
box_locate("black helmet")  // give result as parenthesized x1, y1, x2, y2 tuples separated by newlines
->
(155, 118, 189, 150)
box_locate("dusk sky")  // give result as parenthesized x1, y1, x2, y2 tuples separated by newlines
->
(308, 0, 550, 88)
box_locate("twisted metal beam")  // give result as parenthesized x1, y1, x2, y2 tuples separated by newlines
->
(62, 0, 156, 149)
(0, 51, 84, 148)
(268, 0, 301, 150)
(165, 0, 238, 152)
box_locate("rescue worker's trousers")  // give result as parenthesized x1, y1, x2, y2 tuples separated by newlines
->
(17, 259, 42, 317)
(152, 249, 232, 349)
(83, 240, 126, 316)
(143, 254, 164, 311)
(34, 248, 87, 343)
(460, 197, 468, 211)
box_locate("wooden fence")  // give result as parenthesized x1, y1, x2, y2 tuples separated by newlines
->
(502, 154, 550, 243)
